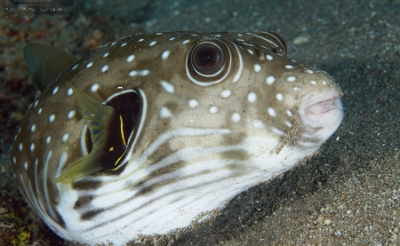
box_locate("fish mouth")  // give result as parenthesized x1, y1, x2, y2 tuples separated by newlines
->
(300, 90, 344, 142)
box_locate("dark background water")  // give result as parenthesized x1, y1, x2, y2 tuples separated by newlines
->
(0, 0, 399, 245)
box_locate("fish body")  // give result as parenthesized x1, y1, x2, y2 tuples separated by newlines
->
(11, 31, 343, 245)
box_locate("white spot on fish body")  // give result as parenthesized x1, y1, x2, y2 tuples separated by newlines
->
(161, 50, 170, 60)
(149, 41, 157, 46)
(287, 76, 296, 82)
(276, 93, 284, 101)
(231, 112, 241, 122)
(220, 90, 231, 98)
(52, 86, 59, 95)
(209, 106, 218, 114)
(103, 52, 109, 58)
(271, 127, 285, 136)
(248, 92, 257, 103)
(91, 83, 99, 92)
(268, 107, 277, 117)
(129, 70, 150, 77)
(182, 40, 190, 44)
(37, 108, 42, 115)
(121, 42, 127, 47)
(160, 107, 172, 118)
(247, 49, 254, 55)
(140, 70, 150, 76)
(86, 62, 93, 68)
(67, 110, 76, 119)
(138, 38, 144, 42)
(34, 100, 39, 108)
(72, 64, 78, 70)
(67, 88, 73, 96)
(30, 143, 35, 152)
(31, 124, 36, 132)
(254, 64, 261, 72)
(253, 120, 265, 128)
(160, 80, 175, 94)
(287, 110, 293, 117)
(310, 80, 317, 85)
(266, 76, 275, 85)
(46, 136, 51, 144)
(307, 69, 314, 74)
(266, 54, 273, 60)
(18, 143, 23, 151)
(24, 161, 28, 170)
(188, 99, 198, 108)
(285, 65, 294, 69)
(62, 133, 69, 143)
(101, 65, 109, 73)
(285, 121, 292, 128)
(126, 55, 135, 62)
(49, 114, 55, 123)
(293, 87, 300, 91)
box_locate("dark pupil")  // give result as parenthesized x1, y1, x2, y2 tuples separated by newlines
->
(198, 49, 214, 65)
(194, 46, 219, 69)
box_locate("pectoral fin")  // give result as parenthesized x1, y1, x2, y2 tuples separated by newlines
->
(53, 83, 114, 184)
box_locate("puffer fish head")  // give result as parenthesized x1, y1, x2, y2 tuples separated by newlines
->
(11, 31, 343, 245)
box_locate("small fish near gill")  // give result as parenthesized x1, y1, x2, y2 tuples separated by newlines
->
(11, 31, 344, 245)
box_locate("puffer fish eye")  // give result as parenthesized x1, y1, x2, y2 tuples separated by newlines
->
(192, 43, 224, 75)
(186, 40, 232, 85)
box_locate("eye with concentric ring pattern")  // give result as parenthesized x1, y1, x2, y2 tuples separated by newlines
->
(192, 44, 224, 75)
(186, 40, 232, 86)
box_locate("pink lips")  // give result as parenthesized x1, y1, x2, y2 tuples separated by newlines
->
(301, 90, 344, 141)
(305, 94, 343, 122)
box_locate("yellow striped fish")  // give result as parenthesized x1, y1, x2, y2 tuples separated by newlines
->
(11, 31, 343, 245)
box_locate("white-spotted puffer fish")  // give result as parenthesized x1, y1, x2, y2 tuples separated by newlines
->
(11, 31, 343, 245)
